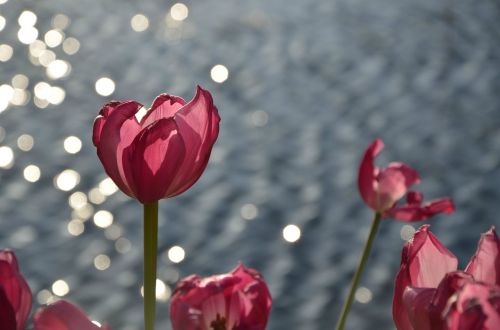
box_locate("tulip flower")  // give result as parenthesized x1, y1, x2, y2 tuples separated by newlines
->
(92, 85, 220, 204)
(93, 85, 220, 330)
(170, 264, 272, 330)
(358, 139, 454, 221)
(0, 250, 109, 330)
(33, 300, 111, 330)
(0, 250, 32, 330)
(393, 225, 500, 330)
(335, 139, 455, 330)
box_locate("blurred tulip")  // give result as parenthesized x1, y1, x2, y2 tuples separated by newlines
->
(93, 86, 220, 204)
(0, 250, 32, 330)
(358, 139, 455, 221)
(170, 264, 272, 330)
(33, 300, 111, 330)
(393, 225, 500, 330)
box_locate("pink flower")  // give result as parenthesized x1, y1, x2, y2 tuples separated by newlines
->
(0, 250, 32, 330)
(358, 139, 455, 221)
(0, 250, 109, 330)
(33, 300, 111, 330)
(393, 225, 500, 330)
(93, 86, 220, 204)
(170, 264, 272, 330)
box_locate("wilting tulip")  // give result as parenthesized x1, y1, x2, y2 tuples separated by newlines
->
(170, 264, 272, 330)
(358, 139, 455, 221)
(393, 225, 500, 330)
(33, 300, 111, 330)
(93, 86, 220, 204)
(0, 250, 32, 330)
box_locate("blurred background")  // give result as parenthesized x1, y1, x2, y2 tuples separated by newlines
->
(1, 0, 499, 329)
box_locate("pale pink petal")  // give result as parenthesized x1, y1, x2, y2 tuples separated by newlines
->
(375, 163, 420, 212)
(402, 287, 435, 330)
(465, 226, 500, 286)
(393, 225, 457, 330)
(167, 86, 220, 197)
(385, 197, 455, 222)
(0, 251, 32, 330)
(92, 101, 124, 146)
(94, 101, 143, 197)
(358, 139, 384, 211)
(33, 300, 109, 330)
(140, 94, 186, 128)
(124, 118, 186, 203)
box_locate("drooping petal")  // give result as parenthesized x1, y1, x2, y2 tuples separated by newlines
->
(0, 287, 16, 330)
(0, 251, 32, 330)
(402, 287, 435, 330)
(393, 225, 457, 330)
(167, 86, 220, 197)
(465, 226, 500, 286)
(375, 162, 421, 211)
(124, 118, 186, 203)
(358, 139, 384, 211)
(93, 101, 143, 197)
(385, 197, 455, 222)
(140, 94, 186, 128)
(33, 300, 110, 330)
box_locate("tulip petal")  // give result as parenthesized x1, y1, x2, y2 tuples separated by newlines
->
(141, 94, 186, 128)
(124, 118, 186, 203)
(385, 197, 455, 222)
(393, 225, 457, 330)
(93, 101, 143, 197)
(402, 287, 435, 330)
(465, 227, 500, 286)
(167, 86, 220, 197)
(358, 139, 384, 211)
(376, 162, 421, 211)
(0, 287, 16, 330)
(0, 251, 32, 330)
(33, 300, 110, 330)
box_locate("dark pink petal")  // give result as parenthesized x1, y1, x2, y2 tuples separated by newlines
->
(93, 101, 143, 198)
(402, 287, 435, 330)
(140, 94, 186, 128)
(393, 225, 457, 330)
(385, 197, 455, 222)
(0, 287, 16, 330)
(358, 139, 384, 211)
(123, 118, 186, 203)
(375, 162, 421, 211)
(0, 251, 32, 330)
(465, 226, 500, 286)
(33, 300, 110, 330)
(167, 86, 220, 197)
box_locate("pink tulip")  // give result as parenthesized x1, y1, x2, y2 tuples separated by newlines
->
(170, 264, 272, 330)
(358, 139, 455, 221)
(0, 250, 32, 330)
(33, 300, 111, 330)
(393, 225, 500, 330)
(93, 86, 220, 204)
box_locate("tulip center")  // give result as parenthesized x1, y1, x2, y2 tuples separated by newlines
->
(210, 314, 227, 330)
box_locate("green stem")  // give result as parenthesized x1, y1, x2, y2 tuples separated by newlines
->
(144, 202, 158, 330)
(335, 212, 382, 330)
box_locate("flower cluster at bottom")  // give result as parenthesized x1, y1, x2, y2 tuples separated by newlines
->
(0, 249, 272, 330)
(393, 225, 500, 330)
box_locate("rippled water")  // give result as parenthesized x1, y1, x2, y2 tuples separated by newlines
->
(0, 0, 499, 329)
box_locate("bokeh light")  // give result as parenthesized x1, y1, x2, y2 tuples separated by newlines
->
(62, 37, 80, 55)
(210, 64, 229, 83)
(17, 134, 34, 151)
(52, 279, 70, 297)
(93, 210, 114, 228)
(44, 29, 64, 48)
(63, 136, 82, 154)
(283, 224, 301, 243)
(0, 146, 14, 169)
(170, 3, 189, 21)
(94, 254, 111, 271)
(0, 44, 13, 62)
(23, 165, 41, 182)
(54, 169, 80, 191)
(167, 245, 185, 263)
(131, 14, 149, 32)
(95, 77, 115, 96)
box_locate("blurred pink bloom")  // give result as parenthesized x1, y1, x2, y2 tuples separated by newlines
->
(33, 300, 111, 330)
(170, 264, 272, 330)
(358, 139, 455, 221)
(0, 250, 32, 330)
(93, 86, 220, 204)
(0, 250, 109, 330)
(393, 225, 500, 330)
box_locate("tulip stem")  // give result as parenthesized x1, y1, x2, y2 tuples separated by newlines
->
(144, 202, 158, 330)
(335, 212, 382, 330)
